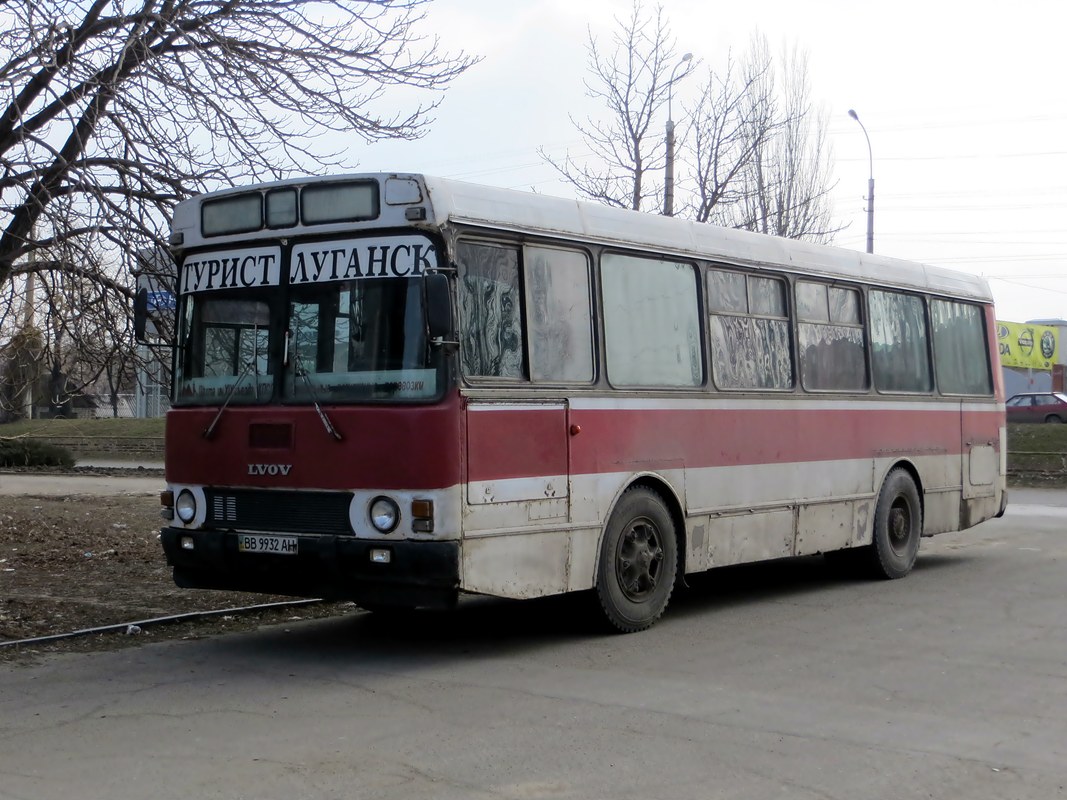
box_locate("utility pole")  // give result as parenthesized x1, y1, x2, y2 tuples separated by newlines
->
(663, 53, 693, 216)
(848, 109, 875, 253)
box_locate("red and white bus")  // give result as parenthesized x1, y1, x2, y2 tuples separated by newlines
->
(145, 172, 1006, 632)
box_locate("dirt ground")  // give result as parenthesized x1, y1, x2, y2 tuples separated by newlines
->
(3, 464, 1061, 665)
(0, 481, 347, 663)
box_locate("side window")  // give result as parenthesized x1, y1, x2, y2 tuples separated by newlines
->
(869, 290, 932, 392)
(456, 242, 524, 379)
(796, 281, 868, 391)
(601, 253, 702, 387)
(524, 246, 593, 382)
(708, 269, 793, 390)
(930, 299, 992, 395)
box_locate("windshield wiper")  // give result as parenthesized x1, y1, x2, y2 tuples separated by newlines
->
(288, 336, 343, 442)
(202, 326, 261, 440)
(202, 359, 254, 440)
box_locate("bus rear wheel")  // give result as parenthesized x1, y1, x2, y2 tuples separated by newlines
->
(595, 487, 678, 633)
(867, 468, 922, 579)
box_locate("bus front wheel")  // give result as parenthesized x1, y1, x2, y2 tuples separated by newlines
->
(595, 487, 678, 633)
(867, 468, 922, 579)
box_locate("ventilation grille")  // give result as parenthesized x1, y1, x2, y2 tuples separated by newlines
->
(203, 489, 353, 535)
(212, 494, 238, 523)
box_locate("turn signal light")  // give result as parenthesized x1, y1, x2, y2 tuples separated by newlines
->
(160, 490, 175, 520)
(411, 499, 434, 533)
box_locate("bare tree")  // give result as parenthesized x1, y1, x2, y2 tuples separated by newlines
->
(0, 0, 474, 417)
(0, 251, 41, 419)
(686, 46, 777, 224)
(0, 319, 43, 421)
(705, 37, 841, 242)
(0, 0, 477, 293)
(38, 245, 138, 416)
(0, 237, 135, 417)
(539, 1, 688, 211)
(546, 11, 839, 242)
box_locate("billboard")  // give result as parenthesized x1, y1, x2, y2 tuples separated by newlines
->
(996, 321, 1059, 370)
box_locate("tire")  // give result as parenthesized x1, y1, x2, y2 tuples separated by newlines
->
(595, 487, 678, 633)
(1045, 415, 1063, 424)
(866, 468, 922, 579)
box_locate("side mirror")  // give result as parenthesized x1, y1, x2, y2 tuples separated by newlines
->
(133, 287, 149, 342)
(424, 273, 453, 340)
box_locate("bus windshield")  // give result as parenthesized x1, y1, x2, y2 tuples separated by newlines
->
(284, 277, 437, 402)
(174, 278, 439, 406)
(174, 293, 275, 406)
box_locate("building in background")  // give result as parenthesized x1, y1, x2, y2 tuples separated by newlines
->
(997, 319, 1063, 397)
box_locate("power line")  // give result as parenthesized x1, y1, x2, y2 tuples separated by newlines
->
(987, 277, 1067, 296)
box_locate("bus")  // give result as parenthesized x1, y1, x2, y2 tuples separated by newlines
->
(140, 172, 1007, 632)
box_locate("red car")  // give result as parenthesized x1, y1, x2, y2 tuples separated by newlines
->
(1006, 392, 1067, 423)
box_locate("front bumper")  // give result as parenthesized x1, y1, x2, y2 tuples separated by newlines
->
(161, 528, 460, 609)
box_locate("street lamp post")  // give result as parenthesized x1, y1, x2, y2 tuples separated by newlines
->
(848, 108, 874, 253)
(664, 52, 693, 217)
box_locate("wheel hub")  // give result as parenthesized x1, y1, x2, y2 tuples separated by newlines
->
(616, 519, 664, 602)
(888, 499, 912, 553)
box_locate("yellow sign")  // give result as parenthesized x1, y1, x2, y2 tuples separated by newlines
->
(996, 320, 1060, 370)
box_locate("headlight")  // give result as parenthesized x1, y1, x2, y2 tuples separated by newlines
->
(175, 490, 197, 524)
(369, 496, 399, 533)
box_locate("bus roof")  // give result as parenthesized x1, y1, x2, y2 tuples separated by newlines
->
(420, 174, 992, 303)
(172, 172, 992, 303)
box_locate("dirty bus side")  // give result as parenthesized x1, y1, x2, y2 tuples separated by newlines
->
(144, 172, 1006, 633)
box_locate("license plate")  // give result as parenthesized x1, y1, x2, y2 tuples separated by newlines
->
(237, 534, 298, 555)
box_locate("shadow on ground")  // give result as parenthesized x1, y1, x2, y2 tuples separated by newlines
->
(197, 549, 974, 671)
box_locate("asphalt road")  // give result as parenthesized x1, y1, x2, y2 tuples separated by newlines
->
(1, 491, 1065, 800)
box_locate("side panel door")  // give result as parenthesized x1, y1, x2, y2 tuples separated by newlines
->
(465, 401, 570, 528)
(962, 402, 998, 501)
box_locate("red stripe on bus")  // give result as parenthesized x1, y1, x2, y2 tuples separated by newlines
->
(166, 394, 1001, 489)
(467, 405, 1001, 480)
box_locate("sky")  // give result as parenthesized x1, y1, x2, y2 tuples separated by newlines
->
(356, 0, 1066, 325)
